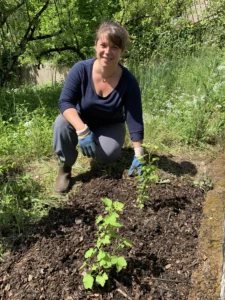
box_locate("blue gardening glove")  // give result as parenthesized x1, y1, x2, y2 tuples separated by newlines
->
(128, 156, 144, 176)
(78, 131, 98, 158)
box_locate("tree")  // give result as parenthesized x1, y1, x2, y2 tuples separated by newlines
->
(0, 0, 120, 87)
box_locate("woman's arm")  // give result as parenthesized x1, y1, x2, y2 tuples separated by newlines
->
(124, 73, 144, 143)
(133, 140, 144, 157)
(133, 140, 143, 148)
(63, 108, 85, 131)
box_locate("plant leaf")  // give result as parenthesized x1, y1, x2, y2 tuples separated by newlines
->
(96, 272, 108, 287)
(96, 215, 103, 224)
(97, 248, 106, 261)
(105, 212, 122, 227)
(123, 238, 132, 247)
(109, 229, 119, 238)
(96, 239, 102, 248)
(91, 262, 98, 271)
(99, 259, 112, 268)
(83, 273, 94, 289)
(116, 256, 127, 272)
(111, 255, 118, 265)
(85, 248, 95, 258)
(102, 234, 111, 244)
(102, 198, 112, 210)
(113, 201, 124, 211)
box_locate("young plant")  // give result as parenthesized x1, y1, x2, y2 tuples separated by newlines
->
(80, 197, 132, 289)
(137, 144, 159, 208)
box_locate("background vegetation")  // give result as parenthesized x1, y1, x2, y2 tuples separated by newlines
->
(1, 0, 225, 258)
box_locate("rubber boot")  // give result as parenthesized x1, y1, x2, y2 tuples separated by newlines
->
(54, 165, 72, 194)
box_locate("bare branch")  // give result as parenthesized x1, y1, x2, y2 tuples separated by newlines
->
(30, 30, 63, 41)
(39, 45, 86, 60)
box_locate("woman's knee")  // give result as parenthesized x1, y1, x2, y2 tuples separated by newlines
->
(96, 145, 121, 164)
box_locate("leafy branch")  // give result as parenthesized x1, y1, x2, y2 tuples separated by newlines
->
(0, 2, 25, 28)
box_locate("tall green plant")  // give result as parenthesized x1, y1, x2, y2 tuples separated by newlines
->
(136, 145, 159, 208)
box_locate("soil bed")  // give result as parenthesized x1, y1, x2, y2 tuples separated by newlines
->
(0, 152, 210, 299)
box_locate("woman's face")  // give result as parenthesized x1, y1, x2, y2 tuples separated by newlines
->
(95, 34, 123, 68)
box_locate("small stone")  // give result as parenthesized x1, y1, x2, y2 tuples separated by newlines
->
(75, 218, 82, 224)
(28, 275, 33, 282)
(165, 264, 172, 269)
(4, 283, 10, 291)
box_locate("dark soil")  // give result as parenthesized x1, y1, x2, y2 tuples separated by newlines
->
(0, 150, 210, 300)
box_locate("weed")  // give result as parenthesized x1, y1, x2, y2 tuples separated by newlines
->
(193, 176, 214, 191)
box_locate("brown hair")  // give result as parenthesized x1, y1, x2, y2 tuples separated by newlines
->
(95, 21, 130, 51)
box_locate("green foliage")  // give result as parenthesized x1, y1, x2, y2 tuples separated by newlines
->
(0, 83, 61, 121)
(2, 0, 225, 86)
(116, 0, 207, 61)
(130, 46, 225, 148)
(0, 159, 62, 259)
(80, 198, 132, 289)
(136, 145, 159, 209)
(0, 169, 39, 234)
(0, 0, 121, 86)
(0, 83, 61, 165)
(0, 108, 54, 161)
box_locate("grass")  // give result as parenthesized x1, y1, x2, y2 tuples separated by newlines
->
(129, 46, 225, 148)
(0, 45, 225, 258)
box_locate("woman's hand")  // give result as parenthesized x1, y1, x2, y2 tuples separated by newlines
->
(128, 156, 144, 176)
(78, 131, 98, 158)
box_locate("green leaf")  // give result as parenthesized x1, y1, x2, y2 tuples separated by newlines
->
(102, 197, 112, 210)
(99, 252, 112, 268)
(96, 272, 108, 287)
(113, 201, 124, 211)
(97, 223, 104, 230)
(116, 256, 127, 272)
(111, 255, 118, 265)
(83, 272, 94, 289)
(102, 234, 111, 244)
(99, 259, 112, 268)
(96, 215, 103, 223)
(91, 262, 98, 271)
(158, 179, 171, 184)
(85, 248, 95, 258)
(123, 238, 132, 247)
(105, 212, 122, 227)
(96, 240, 102, 248)
(109, 229, 120, 239)
(97, 248, 106, 261)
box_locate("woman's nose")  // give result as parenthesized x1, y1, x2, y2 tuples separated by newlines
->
(105, 47, 110, 54)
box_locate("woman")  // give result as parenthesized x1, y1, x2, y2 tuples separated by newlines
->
(53, 20, 144, 193)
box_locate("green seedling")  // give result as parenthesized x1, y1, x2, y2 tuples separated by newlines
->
(193, 176, 213, 191)
(137, 144, 159, 208)
(79, 197, 132, 289)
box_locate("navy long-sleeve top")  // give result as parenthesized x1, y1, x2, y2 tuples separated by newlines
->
(59, 58, 144, 141)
